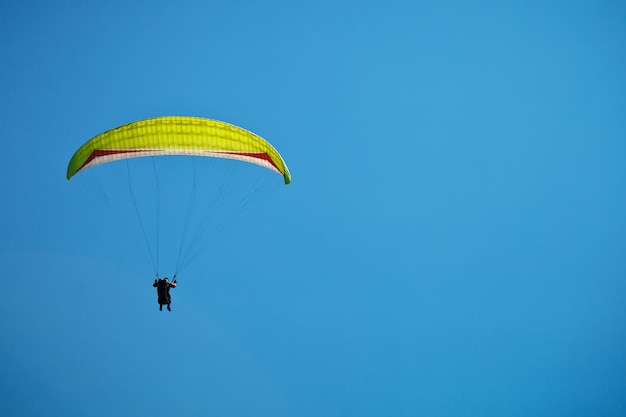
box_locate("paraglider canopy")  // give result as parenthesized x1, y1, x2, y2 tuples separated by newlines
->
(66, 116, 291, 184)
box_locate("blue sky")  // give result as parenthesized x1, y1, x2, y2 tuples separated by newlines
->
(1, 1, 625, 416)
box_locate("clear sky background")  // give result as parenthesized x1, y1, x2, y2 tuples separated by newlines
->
(1, 1, 625, 416)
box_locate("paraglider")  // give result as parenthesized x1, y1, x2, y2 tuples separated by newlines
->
(67, 116, 291, 310)
(153, 277, 177, 311)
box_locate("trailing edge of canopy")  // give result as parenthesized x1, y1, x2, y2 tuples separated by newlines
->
(66, 116, 291, 184)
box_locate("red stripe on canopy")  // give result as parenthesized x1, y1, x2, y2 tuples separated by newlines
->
(79, 149, 147, 172)
(220, 151, 280, 172)
(79, 149, 281, 174)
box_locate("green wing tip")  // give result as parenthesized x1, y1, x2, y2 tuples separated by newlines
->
(66, 161, 78, 180)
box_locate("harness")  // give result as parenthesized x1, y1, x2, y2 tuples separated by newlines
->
(156, 279, 171, 302)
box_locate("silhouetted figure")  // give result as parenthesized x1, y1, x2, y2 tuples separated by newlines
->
(153, 277, 176, 311)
